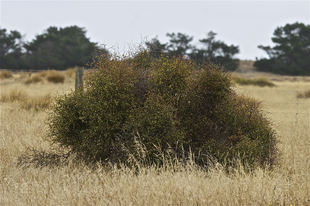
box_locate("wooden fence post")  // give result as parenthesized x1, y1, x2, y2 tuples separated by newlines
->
(75, 66, 84, 92)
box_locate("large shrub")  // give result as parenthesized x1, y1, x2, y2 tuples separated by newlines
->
(48, 51, 277, 168)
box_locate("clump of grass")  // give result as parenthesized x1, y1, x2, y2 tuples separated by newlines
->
(19, 71, 32, 79)
(17, 148, 72, 168)
(20, 95, 52, 111)
(37, 71, 49, 78)
(297, 90, 310, 99)
(25, 73, 43, 84)
(46, 70, 65, 83)
(0, 87, 51, 111)
(234, 77, 276, 87)
(65, 68, 75, 78)
(0, 88, 28, 102)
(0, 70, 13, 79)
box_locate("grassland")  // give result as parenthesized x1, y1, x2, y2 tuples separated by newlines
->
(0, 69, 309, 205)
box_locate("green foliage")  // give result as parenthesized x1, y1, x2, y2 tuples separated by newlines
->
(0, 26, 109, 70)
(190, 31, 240, 71)
(145, 37, 167, 60)
(254, 22, 310, 76)
(0, 28, 25, 69)
(175, 63, 276, 166)
(146, 31, 240, 72)
(48, 51, 277, 168)
(233, 77, 276, 87)
(48, 57, 137, 161)
(165, 32, 194, 58)
(24, 26, 101, 70)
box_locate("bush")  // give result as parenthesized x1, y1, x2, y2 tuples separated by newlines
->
(48, 51, 277, 168)
(46, 70, 65, 83)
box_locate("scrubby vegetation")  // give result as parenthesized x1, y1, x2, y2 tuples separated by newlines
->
(233, 77, 276, 87)
(48, 50, 277, 168)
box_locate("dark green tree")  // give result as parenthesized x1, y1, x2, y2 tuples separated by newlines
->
(254, 22, 310, 76)
(145, 37, 167, 59)
(165, 32, 194, 58)
(24, 26, 102, 70)
(190, 31, 239, 71)
(0, 28, 25, 69)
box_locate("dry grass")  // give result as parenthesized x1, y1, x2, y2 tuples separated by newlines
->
(19, 94, 52, 111)
(233, 76, 276, 87)
(0, 70, 13, 79)
(0, 88, 28, 102)
(65, 67, 76, 78)
(17, 71, 32, 79)
(0, 73, 309, 205)
(46, 70, 65, 83)
(297, 90, 310, 99)
(25, 73, 44, 84)
(238, 60, 255, 70)
(0, 83, 74, 111)
(0, 88, 51, 111)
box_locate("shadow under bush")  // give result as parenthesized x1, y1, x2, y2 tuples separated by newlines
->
(47, 51, 277, 169)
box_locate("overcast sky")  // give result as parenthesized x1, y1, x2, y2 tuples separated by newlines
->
(1, 0, 309, 60)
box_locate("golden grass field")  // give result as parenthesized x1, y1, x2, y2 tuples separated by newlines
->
(0, 67, 309, 205)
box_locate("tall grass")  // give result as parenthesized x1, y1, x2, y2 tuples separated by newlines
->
(21, 70, 66, 84)
(0, 78, 309, 205)
(25, 73, 44, 84)
(0, 70, 13, 79)
(0, 88, 51, 111)
(46, 70, 65, 83)
(0, 88, 28, 102)
(65, 67, 75, 78)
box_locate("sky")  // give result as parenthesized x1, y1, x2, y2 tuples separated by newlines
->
(1, 0, 309, 60)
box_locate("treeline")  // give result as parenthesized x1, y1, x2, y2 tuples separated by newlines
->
(254, 22, 310, 76)
(1, 22, 309, 75)
(0, 26, 108, 71)
(144, 31, 240, 71)
(0, 25, 240, 71)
